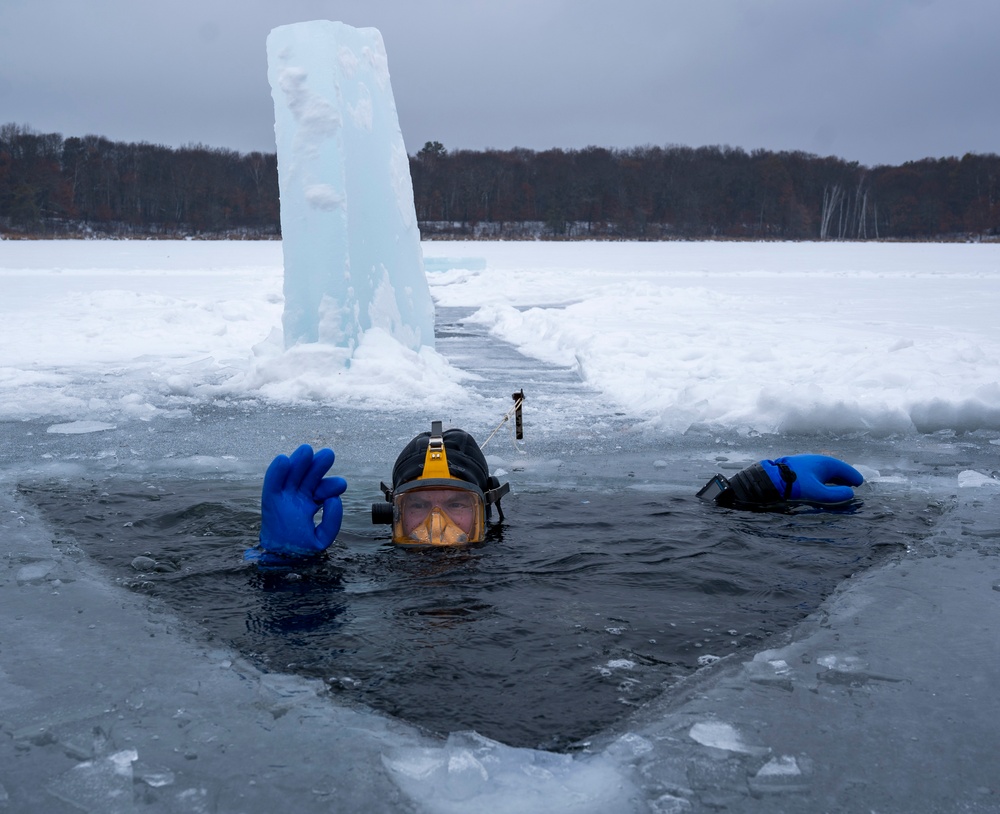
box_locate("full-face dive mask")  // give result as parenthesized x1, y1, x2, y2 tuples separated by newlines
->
(371, 421, 509, 546)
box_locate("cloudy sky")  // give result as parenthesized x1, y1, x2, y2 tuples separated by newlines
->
(1, 0, 996, 166)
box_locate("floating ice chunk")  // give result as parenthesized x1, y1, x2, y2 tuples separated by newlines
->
(382, 731, 632, 814)
(814, 652, 904, 687)
(958, 469, 1000, 488)
(46, 420, 116, 434)
(597, 658, 636, 677)
(47, 749, 137, 814)
(756, 755, 802, 777)
(267, 20, 434, 353)
(688, 721, 767, 755)
(853, 463, 881, 481)
(748, 755, 811, 796)
(137, 769, 175, 789)
(742, 649, 796, 688)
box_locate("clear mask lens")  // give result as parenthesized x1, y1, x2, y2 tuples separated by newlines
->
(393, 487, 484, 546)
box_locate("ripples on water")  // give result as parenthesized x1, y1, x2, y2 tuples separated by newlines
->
(21, 463, 920, 751)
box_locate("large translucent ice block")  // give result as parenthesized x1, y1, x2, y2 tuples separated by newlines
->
(267, 20, 435, 352)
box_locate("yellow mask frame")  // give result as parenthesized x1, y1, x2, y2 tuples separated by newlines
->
(391, 483, 486, 546)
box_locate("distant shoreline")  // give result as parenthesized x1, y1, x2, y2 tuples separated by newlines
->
(3, 124, 999, 244)
(2, 232, 996, 244)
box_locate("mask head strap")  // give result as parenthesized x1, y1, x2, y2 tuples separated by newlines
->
(420, 420, 451, 480)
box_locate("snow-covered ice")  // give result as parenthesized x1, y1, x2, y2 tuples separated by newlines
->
(3, 240, 999, 438)
(1, 239, 999, 813)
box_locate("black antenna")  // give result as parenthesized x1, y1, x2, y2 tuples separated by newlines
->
(512, 390, 525, 440)
(481, 390, 526, 449)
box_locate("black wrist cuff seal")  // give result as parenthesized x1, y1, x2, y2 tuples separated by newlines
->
(697, 462, 784, 510)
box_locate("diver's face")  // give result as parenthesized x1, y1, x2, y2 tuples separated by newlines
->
(402, 489, 477, 535)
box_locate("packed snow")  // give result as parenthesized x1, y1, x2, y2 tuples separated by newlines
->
(1, 240, 998, 437)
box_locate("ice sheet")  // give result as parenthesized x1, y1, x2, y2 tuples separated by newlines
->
(3, 240, 998, 437)
(0, 491, 436, 814)
(1, 240, 999, 812)
(592, 489, 1000, 812)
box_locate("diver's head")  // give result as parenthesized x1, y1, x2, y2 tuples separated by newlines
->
(372, 421, 506, 546)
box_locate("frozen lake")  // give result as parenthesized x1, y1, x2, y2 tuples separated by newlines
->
(1, 240, 999, 813)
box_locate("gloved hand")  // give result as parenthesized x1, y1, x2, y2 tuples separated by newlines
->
(700, 453, 863, 510)
(760, 455, 864, 505)
(245, 444, 347, 563)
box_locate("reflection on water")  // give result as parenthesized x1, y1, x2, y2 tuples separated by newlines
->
(21, 473, 918, 751)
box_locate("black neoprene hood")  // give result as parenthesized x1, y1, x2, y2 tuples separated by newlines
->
(390, 429, 491, 492)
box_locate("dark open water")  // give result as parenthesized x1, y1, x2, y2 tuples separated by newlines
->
(11, 305, 976, 750)
(21, 441, 928, 751)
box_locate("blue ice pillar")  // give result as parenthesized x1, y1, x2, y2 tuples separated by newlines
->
(267, 20, 435, 352)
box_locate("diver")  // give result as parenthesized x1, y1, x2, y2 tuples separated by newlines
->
(245, 420, 510, 564)
(244, 420, 865, 565)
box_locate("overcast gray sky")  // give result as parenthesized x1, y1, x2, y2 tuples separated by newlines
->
(1, 0, 996, 166)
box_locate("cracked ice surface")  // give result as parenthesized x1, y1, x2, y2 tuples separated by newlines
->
(2, 240, 1000, 812)
(591, 489, 1000, 812)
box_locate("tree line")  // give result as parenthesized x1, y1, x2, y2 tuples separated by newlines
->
(0, 123, 279, 237)
(411, 141, 1000, 240)
(2, 123, 998, 240)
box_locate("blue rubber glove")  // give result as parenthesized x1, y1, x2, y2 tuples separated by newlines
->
(245, 444, 347, 564)
(760, 454, 864, 505)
